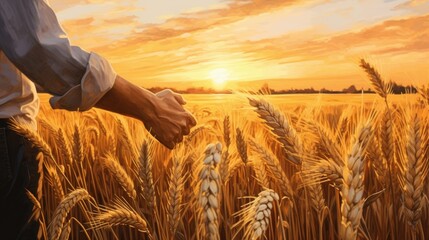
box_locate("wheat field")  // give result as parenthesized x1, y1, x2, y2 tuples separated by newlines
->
(13, 61, 429, 240)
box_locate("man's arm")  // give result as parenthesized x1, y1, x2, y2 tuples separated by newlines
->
(0, 0, 195, 148)
(0, 0, 112, 111)
(96, 76, 196, 149)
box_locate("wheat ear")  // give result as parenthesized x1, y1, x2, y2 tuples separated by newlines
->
(48, 189, 90, 240)
(340, 122, 372, 240)
(199, 143, 222, 240)
(400, 112, 427, 230)
(93, 199, 148, 232)
(101, 154, 137, 199)
(139, 140, 156, 209)
(314, 159, 344, 187)
(167, 156, 185, 236)
(223, 115, 231, 148)
(9, 120, 54, 160)
(219, 116, 232, 183)
(57, 128, 73, 164)
(59, 220, 72, 240)
(251, 160, 270, 189)
(72, 125, 84, 163)
(417, 85, 429, 105)
(233, 189, 279, 239)
(359, 59, 389, 98)
(236, 128, 249, 164)
(47, 166, 65, 201)
(248, 97, 302, 165)
(248, 138, 293, 198)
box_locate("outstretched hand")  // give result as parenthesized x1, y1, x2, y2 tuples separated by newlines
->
(95, 76, 196, 149)
(144, 89, 197, 149)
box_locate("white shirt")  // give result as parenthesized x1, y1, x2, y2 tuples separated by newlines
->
(0, 0, 117, 127)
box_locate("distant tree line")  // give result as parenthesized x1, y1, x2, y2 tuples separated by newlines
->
(257, 81, 417, 95)
(144, 81, 417, 95)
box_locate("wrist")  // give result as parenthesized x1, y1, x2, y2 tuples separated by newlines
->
(137, 88, 158, 123)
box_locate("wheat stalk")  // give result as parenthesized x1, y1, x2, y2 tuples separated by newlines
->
(47, 166, 65, 201)
(116, 118, 138, 159)
(86, 125, 100, 139)
(94, 110, 107, 135)
(236, 128, 249, 164)
(199, 143, 222, 240)
(248, 138, 293, 198)
(72, 124, 84, 163)
(223, 115, 231, 148)
(225, 159, 244, 183)
(10, 120, 54, 161)
(59, 220, 72, 240)
(314, 159, 344, 187)
(139, 140, 156, 209)
(359, 59, 389, 98)
(48, 189, 90, 240)
(101, 154, 137, 199)
(233, 189, 279, 239)
(35, 152, 45, 208)
(303, 161, 326, 214)
(400, 112, 427, 231)
(38, 118, 59, 139)
(167, 156, 185, 236)
(417, 85, 429, 105)
(380, 109, 395, 165)
(248, 97, 303, 165)
(220, 116, 232, 183)
(93, 199, 148, 233)
(251, 160, 270, 189)
(57, 128, 73, 165)
(316, 123, 343, 166)
(219, 149, 230, 183)
(340, 122, 372, 240)
(185, 125, 207, 144)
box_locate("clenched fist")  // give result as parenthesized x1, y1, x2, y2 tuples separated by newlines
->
(143, 89, 197, 149)
(96, 76, 197, 149)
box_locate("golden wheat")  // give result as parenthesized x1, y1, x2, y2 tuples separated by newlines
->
(400, 112, 427, 234)
(248, 97, 303, 165)
(199, 143, 222, 240)
(167, 156, 185, 236)
(48, 189, 90, 240)
(340, 121, 372, 240)
(100, 154, 137, 199)
(234, 189, 279, 239)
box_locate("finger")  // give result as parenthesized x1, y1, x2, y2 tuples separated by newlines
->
(155, 133, 175, 150)
(173, 93, 187, 105)
(155, 89, 172, 98)
(176, 134, 184, 143)
(163, 140, 175, 150)
(182, 126, 190, 135)
(186, 111, 197, 127)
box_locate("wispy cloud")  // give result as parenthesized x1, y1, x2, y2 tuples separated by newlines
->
(50, 0, 429, 89)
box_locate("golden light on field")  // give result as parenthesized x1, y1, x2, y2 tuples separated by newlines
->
(209, 68, 229, 89)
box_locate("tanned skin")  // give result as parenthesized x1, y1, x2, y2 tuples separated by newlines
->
(96, 75, 197, 149)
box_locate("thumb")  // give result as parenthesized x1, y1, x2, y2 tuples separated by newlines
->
(173, 93, 187, 105)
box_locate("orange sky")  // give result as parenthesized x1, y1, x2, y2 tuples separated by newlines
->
(50, 0, 429, 91)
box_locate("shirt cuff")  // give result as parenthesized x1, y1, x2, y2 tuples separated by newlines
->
(49, 52, 116, 111)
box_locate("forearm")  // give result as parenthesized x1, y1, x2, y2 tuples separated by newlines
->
(95, 75, 157, 123)
(0, 0, 115, 112)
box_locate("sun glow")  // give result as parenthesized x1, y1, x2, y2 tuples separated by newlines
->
(209, 68, 230, 89)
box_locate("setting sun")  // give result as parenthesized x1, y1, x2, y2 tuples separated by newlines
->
(209, 68, 230, 88)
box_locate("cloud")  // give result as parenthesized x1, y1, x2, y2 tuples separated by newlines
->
(93, 0, 304, 49)
(50, 0, 429, 89)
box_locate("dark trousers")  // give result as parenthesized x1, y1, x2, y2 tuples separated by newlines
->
(0, 119, 40, 240)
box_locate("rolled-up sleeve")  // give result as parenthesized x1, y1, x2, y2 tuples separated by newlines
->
(0, 0, 116, 111)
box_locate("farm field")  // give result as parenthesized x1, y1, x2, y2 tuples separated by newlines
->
(21, 88, 428, 240)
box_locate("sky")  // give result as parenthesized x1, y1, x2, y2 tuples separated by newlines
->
(50, 0, 429, 91)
